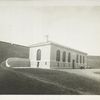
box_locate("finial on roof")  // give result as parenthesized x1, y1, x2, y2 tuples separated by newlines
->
(44, 35, 49, 42)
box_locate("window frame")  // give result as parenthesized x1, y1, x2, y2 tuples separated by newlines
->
(68, 52, 71, 62)
(56, 50, 60, 62)
(62, 51, 66, 62)
(36, 49, 41, 61)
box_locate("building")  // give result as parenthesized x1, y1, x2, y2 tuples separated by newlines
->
(29, 41, 87, 69)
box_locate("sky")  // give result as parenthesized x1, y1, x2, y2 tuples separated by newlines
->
(0, 0, 100, 56)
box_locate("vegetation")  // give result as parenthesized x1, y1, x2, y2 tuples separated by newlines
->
(88, 56, 100, 69)
(0, 67, 100, 94)
(0, 41, 29, 63)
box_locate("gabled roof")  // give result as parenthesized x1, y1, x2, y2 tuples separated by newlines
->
(29, 41, 87, 55)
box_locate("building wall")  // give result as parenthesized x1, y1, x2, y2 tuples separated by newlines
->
(50, 44, 87, 69)
(30, 43, 87, 69)
(29, 44, 51, 69)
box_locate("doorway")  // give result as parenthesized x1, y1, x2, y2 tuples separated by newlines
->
(37, 62, 40, 68)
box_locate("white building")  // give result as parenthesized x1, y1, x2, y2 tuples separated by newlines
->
(29, 41, 87, 69)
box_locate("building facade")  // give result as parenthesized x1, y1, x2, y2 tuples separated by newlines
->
(29, 41, 87, 69)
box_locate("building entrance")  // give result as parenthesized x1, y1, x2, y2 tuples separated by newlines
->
(37, 62, 40, 68)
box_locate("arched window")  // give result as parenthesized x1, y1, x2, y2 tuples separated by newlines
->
(83, 56, 85, 64)
(56, 50, 60, 61)
(36, 49, 41, 60)
(76, 54, 79, 63)
(62, 51, 66, 62)
(68, 52, 71, 62)
(80, 55, 82, 63)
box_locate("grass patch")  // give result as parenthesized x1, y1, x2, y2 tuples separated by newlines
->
(0, 66, 100, 94)
(0, 67, 79, 94)
(13, 68, 100, 95)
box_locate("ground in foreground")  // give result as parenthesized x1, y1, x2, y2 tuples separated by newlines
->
(0, 67, 100, 94)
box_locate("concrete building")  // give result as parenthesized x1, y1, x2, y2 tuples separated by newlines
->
(29, 41, 87, 69)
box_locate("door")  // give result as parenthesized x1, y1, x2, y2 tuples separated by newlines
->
(37, 62, 40, 68)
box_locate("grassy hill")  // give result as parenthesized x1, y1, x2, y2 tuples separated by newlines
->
(0, 67, 100, 94)
(88, 56, 100, 68)
(0, 41, 29, 63)
(0, 67, 78, 94)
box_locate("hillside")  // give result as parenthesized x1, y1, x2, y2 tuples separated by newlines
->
(0, 67, 100, 94)
(0, 67, 79, 94)
(0, 41, 29, 63)
(88, 56, 100, 68)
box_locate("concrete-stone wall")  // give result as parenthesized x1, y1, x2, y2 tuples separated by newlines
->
(29, 42, 87, 69)
(50, 44, 87, 69)
(30, 44, 51, 69)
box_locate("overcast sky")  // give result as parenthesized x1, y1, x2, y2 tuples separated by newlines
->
(0, 0, 100, 55)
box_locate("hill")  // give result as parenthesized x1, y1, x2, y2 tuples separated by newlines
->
(87, 56, 100, 68)
(0, 67, 100, 94)
(0, 67, 79, 94)
(0, 41, 29, 63)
